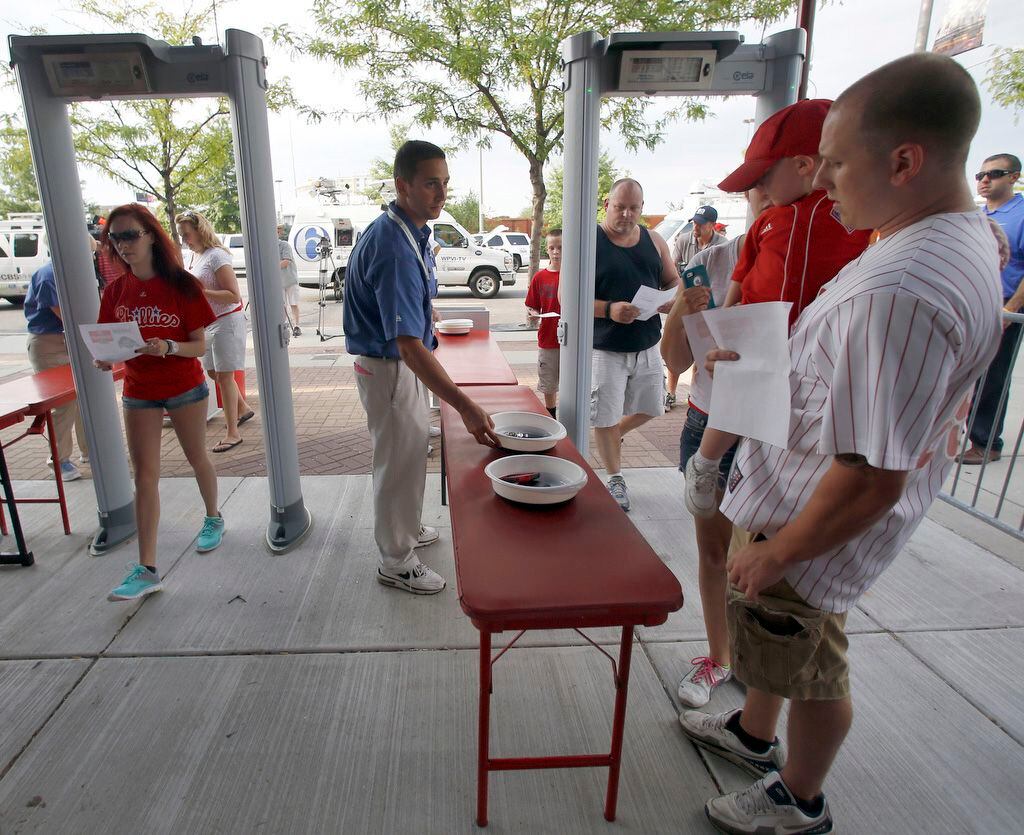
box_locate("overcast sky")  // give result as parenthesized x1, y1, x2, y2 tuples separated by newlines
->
(1, 0, 1022, 218)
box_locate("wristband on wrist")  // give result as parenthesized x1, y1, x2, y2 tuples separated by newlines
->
(605, 300, 613, 319)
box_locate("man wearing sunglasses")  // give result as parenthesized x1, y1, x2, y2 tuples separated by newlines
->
(961, 153, 1023, 465)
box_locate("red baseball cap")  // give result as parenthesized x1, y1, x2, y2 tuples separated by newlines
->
(718, 99, 833, 193)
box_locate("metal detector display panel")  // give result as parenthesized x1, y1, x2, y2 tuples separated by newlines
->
(617, 49, 716, 92)
(42, 50, 151, 98)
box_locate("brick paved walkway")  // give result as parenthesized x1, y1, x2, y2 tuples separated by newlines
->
(0, 342, 688, 480)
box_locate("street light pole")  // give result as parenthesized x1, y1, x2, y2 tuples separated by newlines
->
(478, 141, 485, 234)
(274, 178, 283, 222)
(914, 0, 935, 52)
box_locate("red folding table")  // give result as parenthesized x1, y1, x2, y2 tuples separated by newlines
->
(441, 385, 683, 826)
(434, 329, 518, 506)
(0, 364, 125, 539)
(433, 330, 519, 387)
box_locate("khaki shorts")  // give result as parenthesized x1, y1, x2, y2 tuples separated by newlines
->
(537, 347, 560, 394)
(203, 310, 247, 373)
(283, 284, 301, 306)
(590, 346, 665, 428)
(727, 530, 850, 701)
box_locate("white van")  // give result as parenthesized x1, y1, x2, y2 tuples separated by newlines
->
(654, 190, 751, 259)
(290, 205, 515, 299)
(482, 228, 531, 271)
(0, 213, 49, 305)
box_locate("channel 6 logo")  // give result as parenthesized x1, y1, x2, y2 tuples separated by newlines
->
(293, 225, 330, 262)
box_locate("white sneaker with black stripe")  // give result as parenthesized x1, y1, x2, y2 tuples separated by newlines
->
(415, 525, 439, 547)
(377, 561, 446, 595)
(679, 708, 786, 777)
(705, 770, 834, 834)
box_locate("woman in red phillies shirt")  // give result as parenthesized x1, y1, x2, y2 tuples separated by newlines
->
(95, 204, 222, 603)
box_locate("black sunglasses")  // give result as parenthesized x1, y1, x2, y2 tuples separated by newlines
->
(975, 169, 1018, 181)
(108, 229, 148, 242)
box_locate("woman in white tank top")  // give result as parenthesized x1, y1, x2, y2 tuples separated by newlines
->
(175, 210, 254, 452)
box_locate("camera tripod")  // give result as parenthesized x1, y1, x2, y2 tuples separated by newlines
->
(315, 239, 343, 342)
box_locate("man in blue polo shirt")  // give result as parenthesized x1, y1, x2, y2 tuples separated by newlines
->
(344, 140, 498, 595)
(25, 258, 91, 482)
(961, 152, 1024, 464)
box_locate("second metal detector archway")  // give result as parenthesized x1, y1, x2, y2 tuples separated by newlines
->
(9, 30, 311, 553)
(557, 29, 806, 453)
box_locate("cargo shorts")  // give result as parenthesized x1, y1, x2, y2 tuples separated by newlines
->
(726, 531, 850, 701)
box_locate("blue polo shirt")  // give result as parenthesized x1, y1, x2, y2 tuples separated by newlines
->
(24, 262, 64, 335)
(343, 202, 437, 358)
(985, 193, 1024, 300)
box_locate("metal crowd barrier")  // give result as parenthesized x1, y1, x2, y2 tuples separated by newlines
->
(940, 310, 1024, 541)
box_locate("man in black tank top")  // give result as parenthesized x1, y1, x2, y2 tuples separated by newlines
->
(592, 179, 680, 511)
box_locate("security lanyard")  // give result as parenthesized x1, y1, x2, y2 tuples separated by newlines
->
(386, 206, 431, 285)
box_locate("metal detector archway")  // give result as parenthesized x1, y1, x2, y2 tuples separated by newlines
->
(557, 29, 806, 453)
(8, 30, 311, 553)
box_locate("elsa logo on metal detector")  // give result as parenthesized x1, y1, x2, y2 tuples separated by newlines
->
(293, 225, 331, 262)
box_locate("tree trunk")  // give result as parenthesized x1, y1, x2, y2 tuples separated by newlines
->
(163, 172, 179, 246)
(527, 155, 546, 277)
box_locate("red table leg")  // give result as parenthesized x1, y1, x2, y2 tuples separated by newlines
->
(604, 626, 635, 822)
(477, 629, 492, 827)
(44, 411, 71, 535)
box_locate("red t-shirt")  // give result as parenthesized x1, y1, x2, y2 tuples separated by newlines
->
(525, 268, 561, 349)
(734, 190, 872, 325)
(98, 271, 215, 401)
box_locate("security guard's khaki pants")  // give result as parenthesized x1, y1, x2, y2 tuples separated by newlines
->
(27, 333, 89, 464)
(354, 356, 428, 571)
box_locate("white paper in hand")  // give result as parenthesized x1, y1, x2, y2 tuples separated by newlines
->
(79, 322, 146, 363)
(703, 302, 793, 449)
(629, 285, 678, 321)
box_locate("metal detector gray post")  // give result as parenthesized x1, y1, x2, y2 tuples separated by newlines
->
(754, 29, 805, 124)
(10, 39, 136, 554)
(557, 32, 603, 453)
(8, 30, 311, 554)
(224, 29, 310, 551)
(556, 29, 805, 454)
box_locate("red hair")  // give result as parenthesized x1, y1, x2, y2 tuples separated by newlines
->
(101, 204, 200, 298)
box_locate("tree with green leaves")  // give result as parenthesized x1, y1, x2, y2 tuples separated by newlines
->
(986, 48, 1024, 124)
(270, 0, 797, 275)
(446, 189, 481, 232)
(0, 119, 41, 217)
(544, 151, 620, 229)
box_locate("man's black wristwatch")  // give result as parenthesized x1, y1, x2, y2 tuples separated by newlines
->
(605, 300, 613, 319)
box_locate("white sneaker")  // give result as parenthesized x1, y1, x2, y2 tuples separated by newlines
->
(607, 475, 630, 511)
(428, 425, 442, 438)
(426, 444, 434, 456)
(377, 561, 446, 595)
(684, 455, 720, 518)
(415, 525, 439, 547)
(78, 454, 89, 465)
(705, 771, 834, 834)
(677, 656, 732, 708)
(679, 708, 786, 778)
(58, 460, 82, 482)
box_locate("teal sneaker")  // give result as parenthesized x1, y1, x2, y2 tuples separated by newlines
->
(196, 514, 225, 552)
(108, 563, 162, 602)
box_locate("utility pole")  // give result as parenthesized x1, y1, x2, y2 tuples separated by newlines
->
(915, 0, 935, 52)
(478, 140, 485, 234)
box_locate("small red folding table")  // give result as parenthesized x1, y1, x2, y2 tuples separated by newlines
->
(433, 330, 518, 387)
(441, 385, 683, 826)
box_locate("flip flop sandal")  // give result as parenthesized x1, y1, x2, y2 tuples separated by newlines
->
(238, 410, 255, 426)
(213, 438, 243, 453)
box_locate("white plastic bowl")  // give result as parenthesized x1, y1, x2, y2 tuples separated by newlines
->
(484, 454, 588, 505)
(490, 411, 567, 452)
(436, 318, 474, 335)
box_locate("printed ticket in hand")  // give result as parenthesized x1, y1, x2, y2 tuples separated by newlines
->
(78, 322, 146, 362)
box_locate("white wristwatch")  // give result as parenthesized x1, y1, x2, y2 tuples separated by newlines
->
(164, 339, 178, 356)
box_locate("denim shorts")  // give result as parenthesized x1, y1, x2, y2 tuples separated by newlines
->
(679, 405, 737, 490)
(123, 381, 209, 411)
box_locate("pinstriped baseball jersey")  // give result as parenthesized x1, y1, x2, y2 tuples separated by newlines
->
(720, 211, 1002, 613)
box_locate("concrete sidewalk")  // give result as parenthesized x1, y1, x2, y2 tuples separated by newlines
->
(0, 470, 1022, 833)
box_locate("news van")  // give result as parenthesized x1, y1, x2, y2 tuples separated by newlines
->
(654, 189, 751, 256)
(290, 203, 515, 299)
(0, 213, 49, 306)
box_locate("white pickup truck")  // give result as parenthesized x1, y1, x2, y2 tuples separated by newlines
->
(290, 205, 515, 299)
